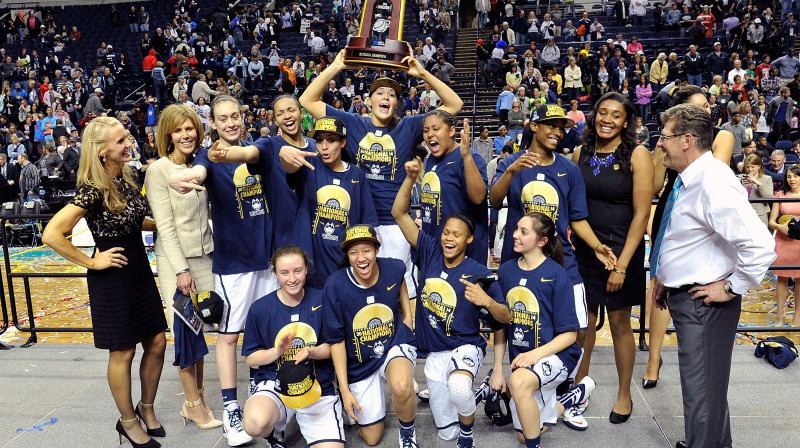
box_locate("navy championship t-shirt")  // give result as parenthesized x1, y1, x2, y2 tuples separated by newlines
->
(248, 134, 316, 249)
(241, 288, 336, 397)
(422, 148, 489, 264)
(292, 157, 379, 287)
(415, 230, 507, 355)
(195, 145, 271, 275)
(497, 258, 582, 373)
(324, 105, 425, 224)
(322, 258, 417, 383)
(494, 152, 589, 285)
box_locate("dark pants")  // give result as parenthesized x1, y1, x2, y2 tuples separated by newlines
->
(499, 109, 509, 126)
(773, 121, 791, 142)
(668, 290, 740, 448)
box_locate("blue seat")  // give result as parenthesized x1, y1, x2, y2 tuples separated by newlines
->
(775, 140, 792, 151)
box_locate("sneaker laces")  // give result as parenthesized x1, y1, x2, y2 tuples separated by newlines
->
(226, 407, 245, 432)
(564, 405, 583, 420)
(401, 434, 418, 448)
(474, 368, 493, 403)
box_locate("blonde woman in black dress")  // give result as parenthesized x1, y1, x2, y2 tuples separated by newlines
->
(43, 117, 167, 448)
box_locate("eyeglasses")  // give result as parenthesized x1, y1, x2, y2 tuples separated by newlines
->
(658, 133, 691, 142)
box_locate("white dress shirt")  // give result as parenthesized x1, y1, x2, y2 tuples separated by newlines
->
(658, 151, 776, 294)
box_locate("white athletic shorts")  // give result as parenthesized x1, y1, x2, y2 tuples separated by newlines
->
(216, 268, 278, 333)
(248, 380, 345, 446)
(347, 343, 417, 427)
(573, 282, 588, 329)
(424, 344, 484, 440)
(510, 354, 571, 432)
(375, 224, 417, 298)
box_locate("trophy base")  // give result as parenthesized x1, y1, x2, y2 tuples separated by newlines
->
(344, 37, 410, 70)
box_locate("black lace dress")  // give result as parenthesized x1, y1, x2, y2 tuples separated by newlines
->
(72, 178, 167, 350)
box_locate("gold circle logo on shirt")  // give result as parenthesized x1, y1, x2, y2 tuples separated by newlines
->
(233, 164, 259, 186)
(421, 171, 442, 225)
(317, 184, 352, 211)
(521, 180, 560, 221)
(353, 303, 396, 361)
(421, 277, 458, 335)
(507, 286, 540, 347)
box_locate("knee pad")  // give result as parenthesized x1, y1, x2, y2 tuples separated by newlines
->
(448, 374, 477, 416)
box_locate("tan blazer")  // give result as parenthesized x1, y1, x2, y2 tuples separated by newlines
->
(564, 65, 583, 88)
(649, 59, 669, 84)
(144, 157, 213, 273)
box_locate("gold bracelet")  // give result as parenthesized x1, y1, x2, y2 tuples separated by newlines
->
(613, 268, 627, 275)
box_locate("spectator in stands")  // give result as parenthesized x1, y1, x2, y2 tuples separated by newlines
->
(432, 56, 455, 83)
(613, 0, 629, 27)
(139, 6, 150, 33)
(783, 13, 799, 51)
(564, 57, 582, 102)
(507, 98, 525, 143)
(512, 9, 528, 47)
(540, 38, 560, 72)
(631, 0, 648, 26)
(472, 126, 494, 166)
(494, 124, 512, 154)
(679, 5, 695, 38)
(611, 59, 632, 92)
(772, 49, 800, 86)
(720, 110, 746, 155)
(17, 152, 39, 202)
(768, 87, 795, 142)
(497, 85, 514, 126)
(590, 18, 605, 41)
(322, 80, 343, 106)
(635, 76, 652, 120)
(420, 82, 441, 107)
(247, 56, 265, 92)
(682, 46, 704, 88)
(540, 14, 555, 40)
(191, 74, 217, 104)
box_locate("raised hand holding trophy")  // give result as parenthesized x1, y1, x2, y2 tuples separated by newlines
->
(344, 0, 411, 69)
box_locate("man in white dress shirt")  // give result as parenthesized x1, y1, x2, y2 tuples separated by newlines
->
(651, 104, 776, 448)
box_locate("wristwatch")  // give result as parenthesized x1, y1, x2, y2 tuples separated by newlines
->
(724, 280, 735, 295)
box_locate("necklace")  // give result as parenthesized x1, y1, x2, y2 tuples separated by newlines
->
(589, 150, 615, 176)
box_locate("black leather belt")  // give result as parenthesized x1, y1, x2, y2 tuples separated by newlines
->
(668, 284, 698, 295)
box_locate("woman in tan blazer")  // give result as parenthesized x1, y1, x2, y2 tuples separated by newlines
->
(649, 52, 669, 92)
(564, 57, 583, 101)
(144, 104, 221, 430)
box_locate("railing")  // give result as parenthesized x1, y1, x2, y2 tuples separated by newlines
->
(0, 214, 158, 349)
(2, 196, 799, 350)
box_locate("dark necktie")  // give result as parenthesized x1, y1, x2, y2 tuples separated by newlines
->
(650, 176, 683, 279)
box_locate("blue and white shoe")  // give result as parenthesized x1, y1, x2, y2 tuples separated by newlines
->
(399, 428, 418, 448)
(223, 405, 253, 447)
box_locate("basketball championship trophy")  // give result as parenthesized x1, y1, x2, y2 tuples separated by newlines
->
(344, 0, 411, 69)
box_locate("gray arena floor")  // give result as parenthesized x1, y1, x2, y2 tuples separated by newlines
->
(1, 344, 798, 448)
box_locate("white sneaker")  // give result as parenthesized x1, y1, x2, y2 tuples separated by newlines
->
(399, 427, 418, 448)
(579, 376, 596, 402)
(417, 388, 430, 402)
(561, 405, 588, 431)
(576, 397, 590, 414)
(223, 405, 253, 446)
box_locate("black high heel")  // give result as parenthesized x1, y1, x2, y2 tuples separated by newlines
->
(609, 400, 632, 424)
(135, 402, 166, 438)
(115, 417, 161, 448)
(642, 357, 664, 389)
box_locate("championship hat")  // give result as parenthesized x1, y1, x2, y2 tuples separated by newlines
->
(340, 224, 381, 251)
(193, 290, 224, 324)
(530, 104, 575, 128)
(484, 390, 513, 426)
(369, 77, 403, 98)
(275, 358, 322, 409)
(307, 116, 347, 138)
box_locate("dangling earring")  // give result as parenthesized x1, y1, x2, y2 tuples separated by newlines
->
(102, 156, 106, 163)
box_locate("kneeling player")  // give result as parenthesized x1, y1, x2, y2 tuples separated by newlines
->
(241, 245, 344, 448)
